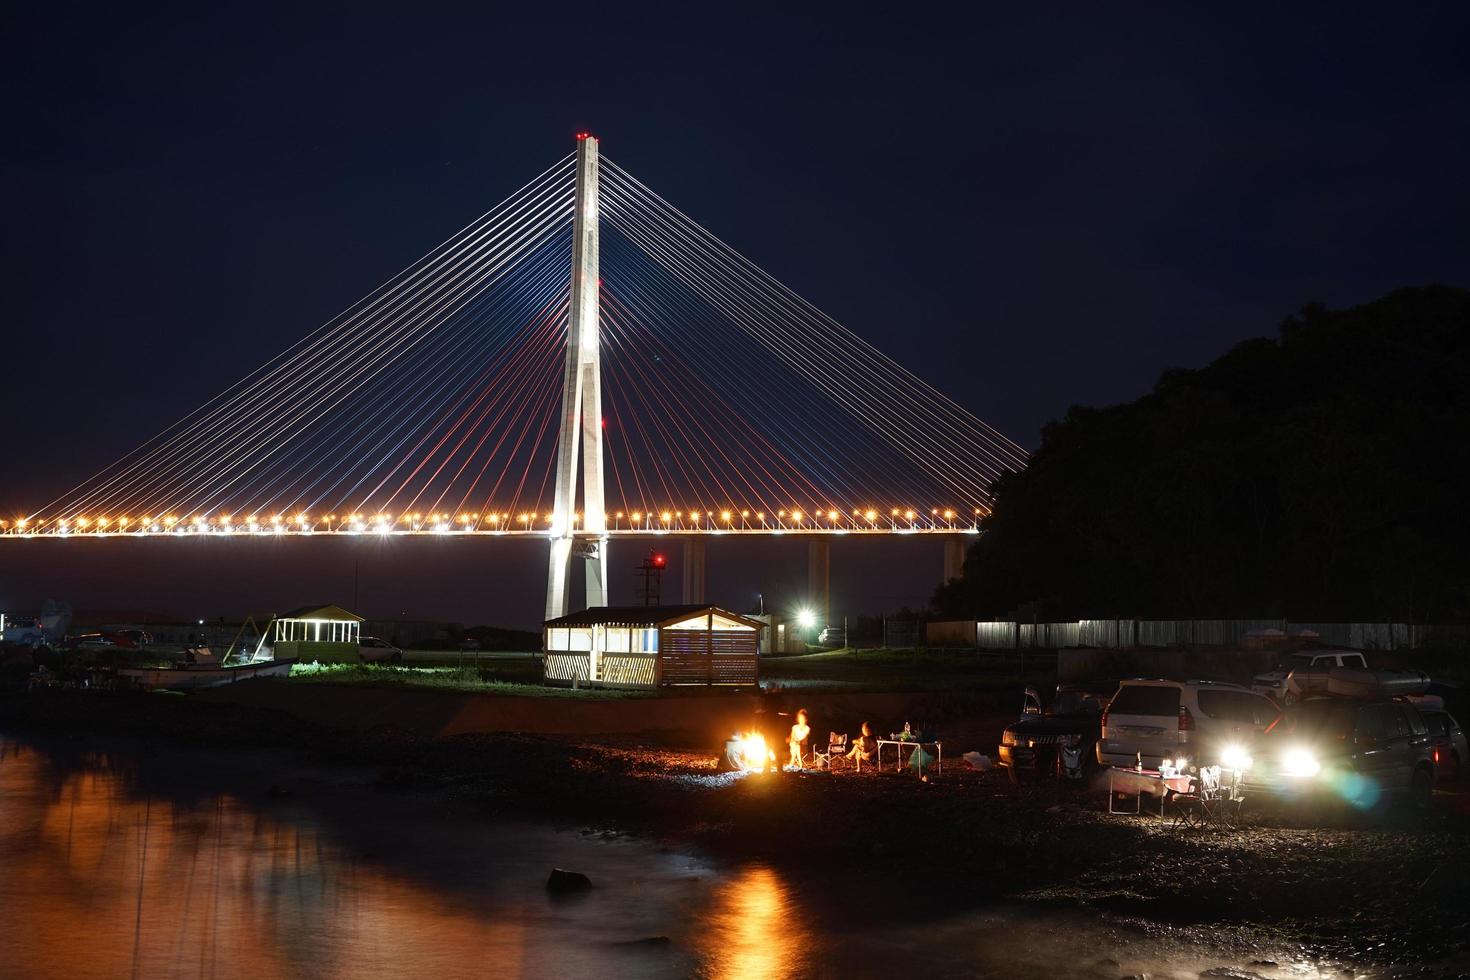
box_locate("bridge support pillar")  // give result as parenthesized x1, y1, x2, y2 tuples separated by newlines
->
(545, 133, 605, 620)
(546, 538, 574, 622)
(943, 536, 966, 584)
(807, 537, 830, 627)
(682, 537, 706, 604)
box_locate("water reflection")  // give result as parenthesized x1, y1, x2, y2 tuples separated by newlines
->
(0, 738, 664, 979)
(703, 866, 808, 980)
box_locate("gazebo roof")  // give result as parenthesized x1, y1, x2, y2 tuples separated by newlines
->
(544, 604, 761, 629)
(277, 604, 364, 623)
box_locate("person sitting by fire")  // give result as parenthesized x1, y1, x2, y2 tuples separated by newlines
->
(846, 721, 878, 765)
(787, 708, 811, 768)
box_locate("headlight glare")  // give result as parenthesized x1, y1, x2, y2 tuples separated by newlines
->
(1282, 747, 1320, 778)
(1221, 745, 1253, 771)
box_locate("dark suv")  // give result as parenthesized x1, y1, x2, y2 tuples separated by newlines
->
(998, 685, 1108, 782)
(1244, 698, 1436, 813)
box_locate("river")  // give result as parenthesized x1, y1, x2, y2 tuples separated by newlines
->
(0, 733, 1405, 978)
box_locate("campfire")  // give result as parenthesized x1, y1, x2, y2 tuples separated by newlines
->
(730, 732, 775, 772)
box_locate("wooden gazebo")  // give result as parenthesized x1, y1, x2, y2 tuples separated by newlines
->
(542, 604, 761, 688)
(270, 604, 363, 663)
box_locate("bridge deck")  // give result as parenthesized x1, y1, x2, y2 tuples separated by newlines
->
(1, 525, 977, 540)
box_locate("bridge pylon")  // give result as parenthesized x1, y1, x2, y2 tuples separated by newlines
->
(546, 134, 607, 620)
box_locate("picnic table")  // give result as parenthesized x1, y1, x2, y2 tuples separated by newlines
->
(1107, 767, 1193, 822)
(875, 738, 942, 774)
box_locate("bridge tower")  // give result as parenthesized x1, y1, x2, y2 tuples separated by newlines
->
(545, 134, 607, 619)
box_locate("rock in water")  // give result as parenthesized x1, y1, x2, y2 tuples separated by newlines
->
(547, 868, 593, 893)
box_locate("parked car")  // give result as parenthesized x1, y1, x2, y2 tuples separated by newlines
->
(107, 629, 153, 649)
(359, 637, 403, 664)
(816, 626, 845, 647)
(1420, 708, 1467, 782)
(1243, 697, 1437, 812)
(64, 633, 118, 650)
(999, 684, 1110, 783)
(1, 617, 54, 649)
(1096, 679, 1279, 770)
(1252, 650, 1367, 703)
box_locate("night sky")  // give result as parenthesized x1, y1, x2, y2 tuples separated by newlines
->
(3, 6, 1468, 629)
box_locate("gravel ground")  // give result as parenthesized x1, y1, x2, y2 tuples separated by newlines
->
(5, 690, 1469, 972)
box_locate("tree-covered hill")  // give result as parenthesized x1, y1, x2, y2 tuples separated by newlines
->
(934, 285, 1470, 622)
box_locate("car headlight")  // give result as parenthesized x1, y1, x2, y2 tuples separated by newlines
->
(1282, 747, 1320, 778)
(1001, 730, 1018, 746)
(1221, 745, 1253, 771)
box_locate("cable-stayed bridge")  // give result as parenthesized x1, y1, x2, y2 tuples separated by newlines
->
(4, 136, 1027, 620)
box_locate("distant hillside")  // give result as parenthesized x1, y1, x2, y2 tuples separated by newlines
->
(935, 285, 1470, 622)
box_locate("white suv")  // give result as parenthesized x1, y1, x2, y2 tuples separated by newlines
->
(1251, 650, 1367, 703)
(1096, 679, 1279, 770)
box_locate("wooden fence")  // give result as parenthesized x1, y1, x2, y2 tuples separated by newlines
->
(929, 619, 1467, 651)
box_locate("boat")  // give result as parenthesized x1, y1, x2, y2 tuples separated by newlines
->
(117, 644, 295, 691)
(1285, 666, 1430, 701)
(117, 657, 295, 691)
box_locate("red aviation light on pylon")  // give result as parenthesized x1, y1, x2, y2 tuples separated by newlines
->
(653, 553, 666, 567)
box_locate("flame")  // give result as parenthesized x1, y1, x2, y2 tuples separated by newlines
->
(733, 732, 768, 771)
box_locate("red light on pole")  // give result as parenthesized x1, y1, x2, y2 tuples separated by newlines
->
(636, 549, 666, 605)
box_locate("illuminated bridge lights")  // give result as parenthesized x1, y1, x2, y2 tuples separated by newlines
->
(2, 501, 982, 539)
(1, 516, 978, 536)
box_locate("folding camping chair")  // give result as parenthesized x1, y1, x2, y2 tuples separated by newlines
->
(812, 732, 848, 771)
(1166, 766, 1234, 831)
(1164, 769, 1202, 830)
(1212, 766, 1247, 829)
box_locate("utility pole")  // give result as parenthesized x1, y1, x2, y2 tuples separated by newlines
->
(546, 133, 607, 619)
(635, 550, 666, 606)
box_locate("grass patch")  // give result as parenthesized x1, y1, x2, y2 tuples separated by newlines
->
(760, 647, 1057, 691)
(283, 661, 652, 699)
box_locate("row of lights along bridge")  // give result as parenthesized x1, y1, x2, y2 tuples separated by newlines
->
(1, 506, 987, 537)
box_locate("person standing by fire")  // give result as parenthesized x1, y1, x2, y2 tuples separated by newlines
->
(787, 708, 811, 768)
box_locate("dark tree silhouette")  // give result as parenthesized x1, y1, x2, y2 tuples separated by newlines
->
(934, 285, 1470, 622)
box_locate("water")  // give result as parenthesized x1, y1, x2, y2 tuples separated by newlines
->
(0, 734, 1409, 978)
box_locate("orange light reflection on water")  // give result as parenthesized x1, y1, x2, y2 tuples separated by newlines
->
(0, 744, 529, 980)
(703, 865, 811, 980)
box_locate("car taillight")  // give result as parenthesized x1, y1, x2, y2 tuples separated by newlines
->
(1178, 706, 1195, 732)
(1434, 747, 1441, 765)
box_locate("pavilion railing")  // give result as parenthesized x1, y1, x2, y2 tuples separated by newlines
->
(597, 653, 658, 687)
(543, 652, 591, 683)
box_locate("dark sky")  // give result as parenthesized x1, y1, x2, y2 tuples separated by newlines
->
(3, 5, 1468, 629)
